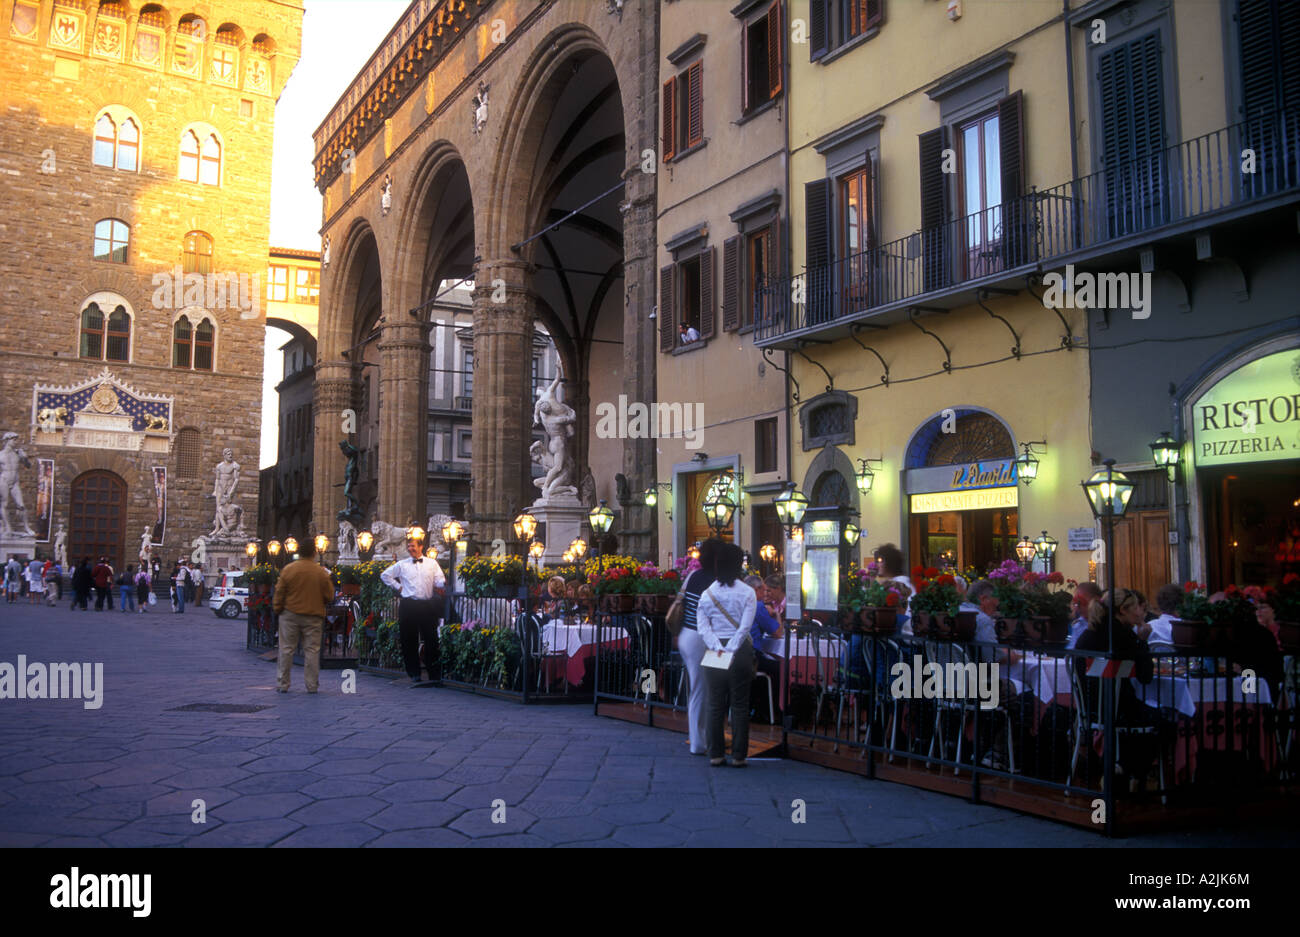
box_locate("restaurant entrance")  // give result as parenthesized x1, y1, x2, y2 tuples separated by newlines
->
(910, 506, 1019, 572)
(1201, 460, 1300, 590)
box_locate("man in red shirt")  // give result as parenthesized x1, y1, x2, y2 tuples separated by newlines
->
(92, 556, 114, 611)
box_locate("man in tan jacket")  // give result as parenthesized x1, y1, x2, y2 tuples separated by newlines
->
(272, 536, 334, 694)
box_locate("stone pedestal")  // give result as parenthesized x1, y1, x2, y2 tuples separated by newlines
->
(0, 534, 37, 561)
(529, 497, 588, 567)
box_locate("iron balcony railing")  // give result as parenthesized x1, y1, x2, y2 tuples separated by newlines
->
(757, 109, 1300, 342)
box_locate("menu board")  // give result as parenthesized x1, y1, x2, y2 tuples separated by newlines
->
(803, 547, 839, 612)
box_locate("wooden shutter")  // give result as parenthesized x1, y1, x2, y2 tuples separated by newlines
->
(661, 76, 677, 161)
(1098, 32, 1165, 232)
(686, 62, 704, 147)
(918, 126, 950, 292)
(805, 178, 833, 323)
(699, 246, 716, 339)
(865, 0, 884, 30)
(768, 1, 783, 99)
(810, 0, 827, 61)
(659, 264, 675, 352)
(722, 236, 741, 331)
(997, 90, 1032, 266)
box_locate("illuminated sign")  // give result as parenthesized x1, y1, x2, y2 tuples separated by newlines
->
(910, 487, 1019, 513)
(1192, 350, 1300, 467)
(905, 459, 1017, 495)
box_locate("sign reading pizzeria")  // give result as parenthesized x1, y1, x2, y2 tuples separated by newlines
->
(1192, 350, 1300, 467)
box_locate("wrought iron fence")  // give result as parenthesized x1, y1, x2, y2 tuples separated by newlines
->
(777, 621, 1295, 832)
(757, 109, 1300, 342)
(591, 610, 687, 719)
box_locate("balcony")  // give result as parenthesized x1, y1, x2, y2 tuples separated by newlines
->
(757, 110, 1300, 347)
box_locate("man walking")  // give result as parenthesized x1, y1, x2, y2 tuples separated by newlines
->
(171, 561, 188, 614)
(272, 535, 333, 694)
(380, 536, 446, 685)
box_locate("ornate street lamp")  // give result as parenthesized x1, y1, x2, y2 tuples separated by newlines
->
(588, 500, 614, 577)
(1149, 431, 1180, 483)
(644, 482, 673, 521)
(773, 483, 809, 537)
(562, 550, 575, 564)
(1015, 535, 1036, 569)
(440, 518, 464, 546)
(702, 480, 737, 535)
(855, 458, 882, 496)
(283, 536, 299, 557)
(245, 540, 258, 562)
(513, 511, 537, 544)
(1033, 530, 1059, 572)
(569, 537, 587, 559)
(406, 524, 425, 544)
(687, 543, 701, 560)
(1015, 441, 1046, 486)
(759, 544, 777, 563)
(528, 539, 545, 573)
(843, 522, 861, 546)
(267, 539, 283, 568)
(313, 533, 330, 557)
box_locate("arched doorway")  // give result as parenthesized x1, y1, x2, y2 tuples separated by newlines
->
(904, 408, 1018, 573)
(69, 470, 127, 571)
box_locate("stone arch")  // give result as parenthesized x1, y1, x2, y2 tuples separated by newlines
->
(903, 407, 1017, 469)
(800, 446, 862, 516)
(322, 217, 382, 360)
(391, 140, 474, 313)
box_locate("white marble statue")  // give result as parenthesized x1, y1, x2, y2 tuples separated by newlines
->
(0, 432, 36, 537)
(532, 374, 577, 501)
(139, 527, 152, 565)
(338, 518, 359, 563)
(381, 175, 392, 216)
(208, 448, 244, 541)
(209, 500, 245, 540)
(369, 520, 408, 558)
(427, 513, 454, 559)
(54, 523, 67, 569)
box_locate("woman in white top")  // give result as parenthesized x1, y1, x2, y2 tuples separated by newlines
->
(696, 543, 758, 767)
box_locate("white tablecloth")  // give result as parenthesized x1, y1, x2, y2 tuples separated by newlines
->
(540, 622, 604, 658)
(1132, 675, 1273, 718)
(1004, 652, 1072, 703)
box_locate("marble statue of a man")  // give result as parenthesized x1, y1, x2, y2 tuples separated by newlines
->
(0, 432, 35, 537)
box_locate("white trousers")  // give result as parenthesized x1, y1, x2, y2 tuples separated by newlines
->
(677, 626, 709, 754)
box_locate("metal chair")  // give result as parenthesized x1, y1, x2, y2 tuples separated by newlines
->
(1066, 658, 1167, 800)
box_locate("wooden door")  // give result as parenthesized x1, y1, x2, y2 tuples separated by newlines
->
(70, 470, 127, 571)
(1111, 509, 1169, 601)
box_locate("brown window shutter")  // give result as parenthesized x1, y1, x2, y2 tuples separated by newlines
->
(768, 1, 783, 99)
(865, 152, 877, 251)
(810, 0, 827, 60)
(686, 62, 704, 148)
(722, 236, 741, 331)
(998, 89, 1025, 199)
(865, 0, 884, 29)
(918, 126, 950, 291)
(659, 264, 675, 352)
(662, 76, 677, 161)
(699, 245, 716, 339)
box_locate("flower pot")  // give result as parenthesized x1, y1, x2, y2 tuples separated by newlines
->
(257, 583, 270, 595)
(340, 584, 361, 597)
(611, 593, 635, 613)
(1276, 620, 1299, 654)
(951, 610, 977, 642)
(1171, 619, 1234, 654)
(996, 616, 1063, 648)
(862, 607, 897, 634)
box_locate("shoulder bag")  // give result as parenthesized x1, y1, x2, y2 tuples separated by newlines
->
(665, 588, 687, 636)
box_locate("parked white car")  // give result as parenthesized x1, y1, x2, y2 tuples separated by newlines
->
(209, 571, 251, 619)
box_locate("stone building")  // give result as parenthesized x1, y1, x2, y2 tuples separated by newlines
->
(312, 0, 660, 557)
(0, 0, 302, 573)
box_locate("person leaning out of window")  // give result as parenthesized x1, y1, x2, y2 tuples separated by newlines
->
(696, 543, 758, 767)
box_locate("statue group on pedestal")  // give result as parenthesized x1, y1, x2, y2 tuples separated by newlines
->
(207, 448, 247, 542)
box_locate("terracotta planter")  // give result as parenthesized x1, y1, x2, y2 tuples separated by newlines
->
(257, 583, 270, 595)
(947, 610, 978, 641)
(861, 607, 897, 634)
(1276, 620, 1299, 654)
(995, 616, 1064, 648)
(1171, 619, 1234, 654)
(339, 584, 361, 597)
(651, 593, 673, 614)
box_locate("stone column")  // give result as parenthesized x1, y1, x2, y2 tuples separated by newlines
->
(311, 361, 354, 550)
(618, 159, 659, 559)
(469, 260, 534, 545)
(376, 320, 429, 529)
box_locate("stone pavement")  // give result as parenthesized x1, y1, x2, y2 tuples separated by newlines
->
(0, 601, 1294, 847)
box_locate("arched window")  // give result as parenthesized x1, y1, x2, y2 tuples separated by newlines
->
(92, 110, 139, 171)
(173, 313, 215, 370)
(183, 231, 213, 274)
(80, 302, 130, 362)
(812, 470, 853, 508)
(93, 218, 129, 263)
(117, 118, 139, 171)
(200, 134, 221, 185)
(93, 115, 116, 167)
(194, 318, 214, 370)
(179, 130, 200, 182)
(176, 428, 201, 479)
(172, 317, 192, 367)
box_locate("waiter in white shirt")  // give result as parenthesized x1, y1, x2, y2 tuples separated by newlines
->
(380, 536, 446, 684)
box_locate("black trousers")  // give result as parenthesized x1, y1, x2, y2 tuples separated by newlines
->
(398, 597, 443, 680)
(94, 586, 111, 610)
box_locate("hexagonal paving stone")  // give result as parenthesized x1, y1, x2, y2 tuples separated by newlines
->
(228, 771, 322, 795)
(611, 823, 691, 847)
(528, 816, 615, 843)
(144, 788, 239, 817)
(300, 777, 385, 799)
(287, 797, 385, 825)
(448, 805, 540, 838)
(241, 755, 323, 774)
(271, 822, 384, 848)
(211, 792, 312, 822)
(367, 801, 467, 831)
(593, 801, 673, 826)
(366, 828, 470, 847)
(373, 779, 462, 803)
(19, 761, 117, 782)
(154, 767, 252, 789)
(186, 818, 302, 847)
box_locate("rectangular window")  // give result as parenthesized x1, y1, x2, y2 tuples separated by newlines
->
(838, 164, 872, 312)
(744, 1, 783, 113)
(958, 111, 1002, 278)
(663, 61, 704, 160)
(267, 265, 288, 301)
(295, 267, 320, 303)
(812, 0, 883, 60)
(531, 354, 541, 399)
(456, 431, 472, 459)
(462, 347, 474, 396)
(743, 227, 770, 329)
(679, 256, 701, 338)
(755, 417, 778, 474)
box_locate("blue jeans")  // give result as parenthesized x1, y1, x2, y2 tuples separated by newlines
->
(174, 588, 185, 612)
(119, 586, 135, 611)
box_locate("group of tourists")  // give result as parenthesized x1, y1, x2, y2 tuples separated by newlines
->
(5, 552, 205, 615)
(4, 553, 62, 605)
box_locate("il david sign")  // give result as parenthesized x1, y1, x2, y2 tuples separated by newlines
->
(1192, 350, 1300, 467)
